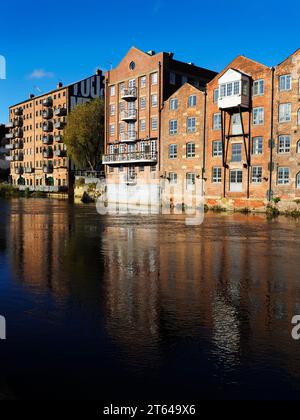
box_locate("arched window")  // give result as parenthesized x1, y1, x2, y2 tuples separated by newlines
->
(297, 140, 300, 154)
(298, 109, 300, 125)
(297, 173, 300, 189)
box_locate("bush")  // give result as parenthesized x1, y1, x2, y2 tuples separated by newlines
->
(266, 204, 280, 218)
(209, 205, 227, 213)
(272, 197, 281, 205)
(75, 177, 85, 187)
(0, 183, 21, 198)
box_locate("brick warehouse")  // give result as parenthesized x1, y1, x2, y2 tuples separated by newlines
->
(102, 47, 216, 206)
(205, 49, 300, 209)
(5, 71, 104, 193)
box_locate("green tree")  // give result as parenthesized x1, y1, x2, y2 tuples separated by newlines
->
(63, 98, 104, 171)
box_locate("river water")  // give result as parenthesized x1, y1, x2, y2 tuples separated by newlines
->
(0, 198, 300, 400)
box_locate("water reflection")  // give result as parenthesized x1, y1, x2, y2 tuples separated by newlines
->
(2, 199, 300, 399)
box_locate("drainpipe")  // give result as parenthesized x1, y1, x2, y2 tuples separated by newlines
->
(158, 61, 162, 173)
(268, 67, 275, 201)
(202, 89, 207, 197)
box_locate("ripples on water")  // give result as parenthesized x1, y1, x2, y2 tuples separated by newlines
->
(0, 198, 300, 400)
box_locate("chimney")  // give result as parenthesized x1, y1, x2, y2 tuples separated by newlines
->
(30, 94, 35, 99)
(57, 82, 63, 89)
(95, 69, 102, 75)
(147, 50, 156, 56)
(169, 52, 174, 59)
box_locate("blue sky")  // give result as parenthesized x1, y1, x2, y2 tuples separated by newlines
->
(0, 0, 299, 122)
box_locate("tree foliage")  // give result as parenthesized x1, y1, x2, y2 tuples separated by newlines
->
(63, 98, 104, 171)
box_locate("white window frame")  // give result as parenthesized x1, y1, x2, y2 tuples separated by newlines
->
(151, 117, 158, 131)
(170, 98, 178, 110)
(277, 167, 290, 185)
(253, 79, 264, 96)
(213, 141, 223, 157)
(253, 107, 264, 125)
(151, 94, 158, 108)
(212, 167, 222, 183)
(252, 166, 263, 184)
(188, 95, 197, 107)
(151, 72, 158, 85)
(169, 119, 178, 135)
(169, 144, 177, 159)
(278, 135, 291, 154)
(279, 103, 292, 123)
(213, 113, 222, 130)
(252, 137, 263, 155)
(187, 117, 196, 133)
(186, 142, 195, 158)
(279, 74, 292, 92)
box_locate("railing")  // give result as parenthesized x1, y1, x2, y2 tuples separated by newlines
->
(42, 135, 53, 145)
(55, 121, 65, 130)
(42, 109, 53, 119)
(18, 185, 68, 193)
(121, 87, 137, 100)
(14, 129, 23, 138)
(42, 122, 53, 132)
(5, 133, 14, 139)
(5, 144, 13, 150)
(54, 108, 67, 117)
(120, 131, 137, 142)
(14, 108, 23, 116)
(54, 135, 63, 142)
(55, 150, 66, 157)
(120, 109, 137, 121)
(14, 117, 23, 127)
(43, 151, 53, 158)
(73, 170, 105, 179)
(15, 167, 24, 175)
(43, 165, 53, 174)
(42, 97, 53, 107)
(103, 151, 157, 164)
(14, 141, 24, 149)
(24, 167, 34, 174)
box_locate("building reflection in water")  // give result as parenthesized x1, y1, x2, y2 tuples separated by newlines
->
(6, 202, 300, 383)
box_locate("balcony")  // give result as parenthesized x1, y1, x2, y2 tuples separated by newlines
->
(55, 121, 66, 130)
(55, 149, 67, 157)
(5, 133, 14, 140)
(55, 108, 67, 117)
(5, 144, 14, 150)
(14, 108, 23, 116)
(42, 122, 53, 132)
(14, 128, 23, 138)
(5, 122, 14, 129)
(25, 167, 34, 174)
(14, 153, 24, 162)
(43, 149, 53, 159)
(103, 151, 157, 165)
(120, 131, 137, 142)
(5, 156, 13, 162)
(54, 134, 63, 143)
(14, 117, 23, 127)
(121, 87, 137, 101)
(43, 97, 53, 107)
(43, 165, 53, 174)
(42, 135, 53, 145)
(14, 141, 24, 149)
(121, 109, 137, 122)
(42, 108, 53, 119)
(15, 167, 24, 175)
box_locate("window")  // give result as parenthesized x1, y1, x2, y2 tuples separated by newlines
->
(151, 117, 158, 131)
(151, 94, 158, 107)
(187, 117, 196, 133)
(213, 141, 223, 157)
(110, 85, 115, 97)
(140, 119, 146, 132)
(151, 72, 158, 85)
(296, 173, 300, 189)
(219, 81, 241, 97)
(278, 135, 291, 153)
(129, 61, 135, 70)
(213, 89, 219, 103)
(110, 124, 115, 136)
(277, 167, 290, 184)
(128, 79, 136, 88)
(109, 144, 114, 154)
(279, 103, 292, 123)
(140, 141, 145, 152)
(139, 166, 145, 172)
(297, 140, 300, 154)
(186, 142, 195, 158)
(253, 79, 264, 96)
(188, 95, 197, 107)
(110, 104, 115, 116)
(279, 75, 292, 91)
(232, 143, 242, 162)
(170, 98, 178, 110)
(252, 137, 263, 155)
(119, 102, 125, 113)
(170, 72, 176, 85)
(140, 97, 146, 110)
(119, 122, 125, 134)
(212, 167, 222, 183)
(169, 172, 177, 184)
(298, 109, 300, 125)
(140, 76, 146, 88)
(169, 144, 177, 159)
(169, 120, 178, 135)
(252, 166, 263, 183)
(213, 113, 222, 130)
(186, 173, 196, 186)
(253, 107, 264, 125)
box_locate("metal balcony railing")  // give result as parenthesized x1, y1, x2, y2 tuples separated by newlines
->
(25, 167, 34, 174)
(15, 167, 24, 175)
(103, 151, 157, 164)
(43, 165, 53, 174)
(42, 109, 53, 119)
(54, 134, 63, 142)
(14, 108, 23, 116)
(42, 135, 53, 145)
(120, 109, 137, 122)
(14, 128, 23, 138)
(54, 108, 67, 117)
(55, 150, 67, 157)
(43, 150, 53, 159)
(55, 121, 65, 130)
(121, 87, 137, 101)
(120, 131, 137, 142)
(42, 97, 53, 107)
(42, 122, 53, 132)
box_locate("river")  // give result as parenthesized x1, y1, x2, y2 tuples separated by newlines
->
(0, 198, 300, 400)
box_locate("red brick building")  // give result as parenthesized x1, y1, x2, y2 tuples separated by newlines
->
(102, 47, 216, 206)
(205, 49, 300, 209)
